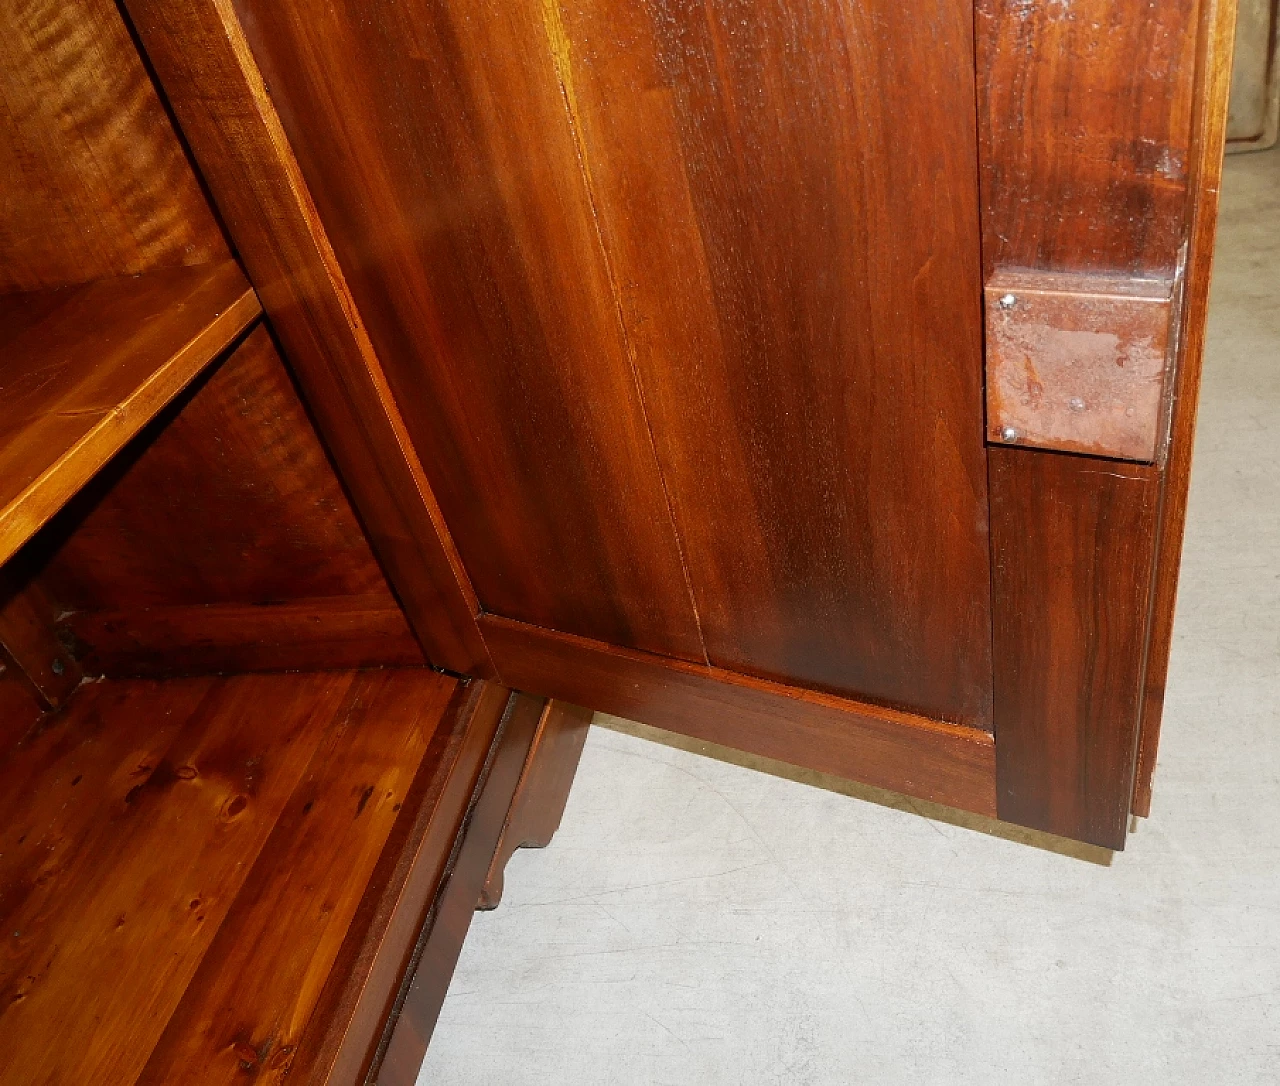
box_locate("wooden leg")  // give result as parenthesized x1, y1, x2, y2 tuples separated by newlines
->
(478, 700, 591, 910)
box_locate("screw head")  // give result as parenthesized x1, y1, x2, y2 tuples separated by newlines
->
(1068, 397, 1086, 412)
(997, 293, 1018, 310)
(51, 658, 65, 676)
(1000, 426, 1019, 442)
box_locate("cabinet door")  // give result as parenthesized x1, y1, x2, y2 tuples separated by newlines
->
(225, 0, 993, 726)
(129, 0, 1231, 849)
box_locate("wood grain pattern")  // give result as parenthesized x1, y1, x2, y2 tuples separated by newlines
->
(61, 598, 425, 678)
(287, 681, 514, 1086)
(0, 659, 42, 754)
(539, 0, 993, 721)
(121, 0, 494, 677)
(0, 668, 494, 1086)
(481, 614, 997, 817)
(26, 321, 424, 678)
(977, 0, 1199, 277)
(990, 447, 1162, 849)
(479, 699, 591, 910)
(0, 0, 228, 292)
(228, 0, 706, 663)
(0, 567, 81, 708)
(0, 261, 260, 565)
(374, 693, 547, 1085)
(1134, 0, 1239, 817)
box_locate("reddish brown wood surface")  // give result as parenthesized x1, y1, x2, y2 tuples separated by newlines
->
(0, 0, 228, 293)
(374, 693, 547, 1085)
(24, 321, 424, 678)
(1134, 0, 1239, 816)
(0, 659, 42, 754)
(0, 567, 81, 708)
(990, 448, 1162, 849)
(223, 0, 993, 721)
(0, 668, 513, 1086)
(122, 0, 493, 677)
(0, 262, 260, 565)
(480, 699, 591, 910)
(286, 681, 514, 1086)
(481, 614, 997, 817)
(976, 0, 1199, 278)
(62, 598, 424, 678)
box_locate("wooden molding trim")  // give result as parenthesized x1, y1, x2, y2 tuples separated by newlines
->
(479, 699, 592, 910)
(479, 614, 997, 818)
(1133, 0, 1241, 817)
(60, 596, 426, 678)
(121, 0, 493, 678)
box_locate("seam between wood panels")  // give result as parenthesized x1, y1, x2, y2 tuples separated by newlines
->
(207, 0, 496, 672)
(537, 0, 712, 670)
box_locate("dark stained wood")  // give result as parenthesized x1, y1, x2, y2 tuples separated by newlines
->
(481, 614, 997, 817)
(0, 261, 260, 565)
(276, 681, 513, 1086)
(224, 0, 706, 664)
(535, 0, 992, 721)
(0, 566, 81, 708)
(374, 693, 548, 1085)
(26, 322, 424, 678)
(479, 699, 591, 910)
(976, 0, 1199, 278)
(990, 447, 1162, 850)
(1134, 0, 1239, 817)
(0, 0, 228, 292)
(61, 598, 424, 678)
(121, 0, 498, 677)
(0, 659, 42, 754)
(0, 668, 526, 1086)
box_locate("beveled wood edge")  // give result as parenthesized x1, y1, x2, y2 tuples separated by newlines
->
(479, 614, 997, 818)
(285, 679, 512, 1085)
(371, 693, 547, 1086)
(1132, 0, 1240, 817)
(478, 699, 592, 910)
(121, 0, 493, 678)
(0, 262, 259, 567)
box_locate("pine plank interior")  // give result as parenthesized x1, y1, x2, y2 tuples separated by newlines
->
(0, 261, 260, 565)
(0, 667, 460, 1085)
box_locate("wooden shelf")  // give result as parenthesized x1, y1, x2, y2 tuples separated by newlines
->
(0, 261, 260, 565)
(0, 668, 510, 1085)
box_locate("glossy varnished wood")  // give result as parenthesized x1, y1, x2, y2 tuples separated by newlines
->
(0, 668, 506, 1086)
(0, 0, 228, 292)
(481, 615, 997, 817)
(27, 322, 423, 677)
(0, 261, 260, 565)
(537, 0, 993, 720)
(121, 0, 493, 677)
(479, 699, 591, 910)
(990, 448, 1162, 849)
(1134, 0, 1240, 816)
(977, 0, 1199, 277)
(227, 0, 706, 663)
(374, 694, 548, 1085)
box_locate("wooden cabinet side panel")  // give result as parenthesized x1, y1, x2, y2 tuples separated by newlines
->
(990, 448, 1161, 849)
(121, 0, 494, 677)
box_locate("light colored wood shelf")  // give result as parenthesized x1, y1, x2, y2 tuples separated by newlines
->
(0, 261, 260, 565)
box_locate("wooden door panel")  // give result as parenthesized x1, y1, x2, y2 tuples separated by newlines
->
(232, 0, 992, 725)
(549, 0, 993, 725)
(230, 0, 705, 663)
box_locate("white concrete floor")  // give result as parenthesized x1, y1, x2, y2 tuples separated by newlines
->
(421, 149, 1280, 1085)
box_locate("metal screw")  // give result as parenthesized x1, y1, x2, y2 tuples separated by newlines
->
(997, 293, 1018, 310)
(1000, 426, 1019, 442)
(51, 658, 65, 676)
(1068, 397, 1086, 412)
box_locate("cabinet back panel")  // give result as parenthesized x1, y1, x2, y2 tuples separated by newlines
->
(232, 0, 993, 725)
(25, 323, 424, 676)
(0, 0, 228, 292)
